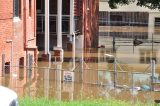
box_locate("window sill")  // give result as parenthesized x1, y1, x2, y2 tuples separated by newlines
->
(13, 17, 21, 22)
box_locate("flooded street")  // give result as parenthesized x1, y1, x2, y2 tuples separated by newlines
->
(1, 45, 160, 103)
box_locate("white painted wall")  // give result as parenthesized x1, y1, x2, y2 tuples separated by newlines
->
(148, 13, 160, 39)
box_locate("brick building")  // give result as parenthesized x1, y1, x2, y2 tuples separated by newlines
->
(0, 0, 37, 76)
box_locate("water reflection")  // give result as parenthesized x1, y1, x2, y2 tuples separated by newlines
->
(1, 48, 160, 103)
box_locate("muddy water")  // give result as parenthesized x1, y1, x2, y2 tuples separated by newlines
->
(1, 47, 160, 102)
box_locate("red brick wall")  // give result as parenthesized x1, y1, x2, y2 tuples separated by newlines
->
(12, 0, 37, 67)
(0, 0, 13, 76)
(0, 0, 37, 76)
(75, 0, 99, 48)
(74, 0, 83, 16)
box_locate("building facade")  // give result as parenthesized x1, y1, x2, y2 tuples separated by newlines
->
(36, 0, 99, 52)
(99, 0, 160, 42)
(99, 1, 160, 64)
(0, 0, 37, 76)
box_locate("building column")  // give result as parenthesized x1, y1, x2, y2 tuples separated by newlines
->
(57, 0, 62, 47)
(45, 0, 50, 54)
(148, 13, 155, 40)
(70, 0, 74, 34)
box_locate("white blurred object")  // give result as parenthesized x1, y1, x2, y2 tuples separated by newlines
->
(0, 86, 18, 106)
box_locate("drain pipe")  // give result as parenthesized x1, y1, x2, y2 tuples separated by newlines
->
(70, 0, 75, 71)
(45, 0, 51, 63)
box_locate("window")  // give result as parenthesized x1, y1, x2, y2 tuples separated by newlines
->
(37, 0, 44, 14)
(13, 0, 21, 17)
(154, 18, 160, 34)
(29, 0, 32, 17)
(62, 0, 70, 15)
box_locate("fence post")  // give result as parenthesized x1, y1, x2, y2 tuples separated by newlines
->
(151, 59, 155, 91)
(27, 54, 33, 79)
(114, 57, 117, 88)
(2, 54, 5, 77)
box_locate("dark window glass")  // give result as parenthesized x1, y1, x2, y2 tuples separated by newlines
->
(13, 0, 21, 17)
(50, 0, 57, 14)
(37, 0, 44, 14)
(155, 18, 160, 26)
(62, 0, 70, 15)
(29, 0, 31, 16)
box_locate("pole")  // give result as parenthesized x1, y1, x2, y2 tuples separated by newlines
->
(113, 35, 115, 53)
(57, 0, 62, 47)
(70, 0, 75, 72)
(45, 0, 50, 54)
(152, 33, 153, 60)
(113, 57, 116, 88)
(70, 0, 74, 34)
(2, 54, 5, 77)
(81, 34, 84, 82)
(11, 41, 13, 70)
(151, 60, 155, 91)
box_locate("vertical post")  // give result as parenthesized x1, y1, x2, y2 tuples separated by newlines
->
(56, 1, 62, 100)
(57, 0, 62, 47)
(131, 72, 134, 92)
(55, 64, 62, 101)
(81, 34, 84, 82)
(2, 54, 5, 77)
(113, 57, 116, 88)
(133, 38, 134, 54)
(113, 35, 115, 53)
(44, 68, 49, 98)
(45, 0, 50, 54)
(69, 0, 75, 98)
(70, 0, 74, 34)
(152, 33, 153, 60)
(151, 60, 155, 91)
(70, 0, 75, 72)
(26, 53, 30, 80)
(11, 41, 13, 69)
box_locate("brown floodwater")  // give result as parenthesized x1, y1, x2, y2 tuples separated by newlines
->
(1, 46, 160, 103)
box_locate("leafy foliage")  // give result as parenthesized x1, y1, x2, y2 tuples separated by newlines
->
(107, 0, 160, 10)
(137, 0, 160, 10)
(108, 0, 134, 9)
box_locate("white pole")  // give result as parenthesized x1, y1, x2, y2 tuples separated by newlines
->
(70, 0, 74, 34)
(45, 0, 50, 54)
(151, 59, 155, 91)
(57, 0, 62, 47)
(70, 0, 75, 72)
(55, 0, 62, 101)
